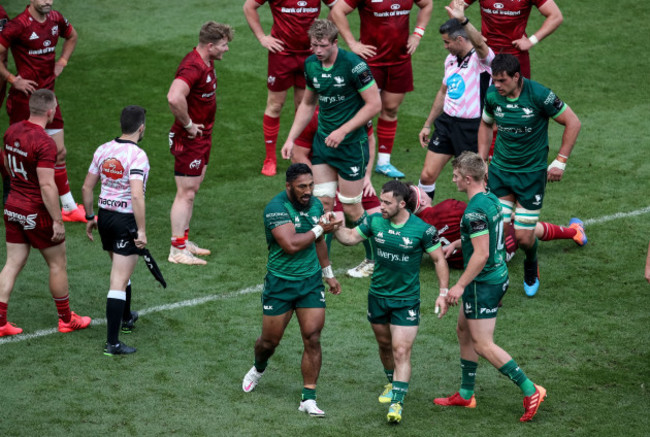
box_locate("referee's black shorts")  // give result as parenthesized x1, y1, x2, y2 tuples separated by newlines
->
(98, 208, 139, 256)
(427, 112, 480, 157)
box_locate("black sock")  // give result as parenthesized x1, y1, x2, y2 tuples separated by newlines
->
(122, 282, 132, 321)
(106, 298, 125, 344)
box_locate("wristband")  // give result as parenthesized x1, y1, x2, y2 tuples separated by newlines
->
(183, 120, 193, 129)
(322, 265, 334, 279)
(7, 74, 16, 84)
(529, 35, 539, 46)
(57, 57, 68, 66)
(439, 288, 449, 297)
(460, 17, 470, 26)
(413, 26, 425, 37)
(311, 225, 324, 239)
(548, 159, 566, 172)
(557, 153, 568, 163)
(85, 214, 95, 221)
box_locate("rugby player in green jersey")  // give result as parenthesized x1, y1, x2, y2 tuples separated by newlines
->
(478, 54, 581, 296)
(280, 19, 381, 253)
(433, 152, 546, 422)
(335, 180, 450, 424)
(242, 164, 342, 418)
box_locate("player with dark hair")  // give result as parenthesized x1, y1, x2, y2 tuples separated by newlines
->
(478, 53, 581, 296)
(0, 89, 91, 337)
(335, 180, 449, 424)
(418, 0, 494, 202)
(457, 0, 563, 79)
(82, 105, 149, 355)
(434, 151, 546, 422)
(242, 163, 342, 417)
(167, 21, 234, 265)
(243, 0, 336, 177)
(0, 0, 85, 222)
(331, 0, 433, 178)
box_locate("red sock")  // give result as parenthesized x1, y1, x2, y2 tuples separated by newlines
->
(538, 222, 577, 241)
(184, 228, 190, 240)
(505, 231, 518, 254)
(54, 294, 72, 323)
(0, 301, 8, 327)
(377, 117, 398, 155)
(171, 236, 187, 249)
(263, 115, 280, 162)
(54, 164, 71, 195)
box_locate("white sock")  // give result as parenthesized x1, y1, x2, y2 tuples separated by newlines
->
(60, 193, 77, 212)
(377, 153, 391, 166)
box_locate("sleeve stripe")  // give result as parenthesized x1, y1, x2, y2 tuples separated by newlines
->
(425, 242, 442, 253)
(551, 103, 567, 119)
(358, 80, 376, 93)
(470, 229, 489, 238)
(355, 227, 369, 240)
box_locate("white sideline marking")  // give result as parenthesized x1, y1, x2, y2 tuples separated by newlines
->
(2, 206, 649, 346)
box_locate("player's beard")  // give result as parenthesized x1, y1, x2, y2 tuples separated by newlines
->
(289, 187, 312, 211)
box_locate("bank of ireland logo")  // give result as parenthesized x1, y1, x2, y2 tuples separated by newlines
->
(298, 1, 308, 6)
(447, 73, 465, 100)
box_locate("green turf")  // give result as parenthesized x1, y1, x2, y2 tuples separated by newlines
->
(0, 1, 648, 436)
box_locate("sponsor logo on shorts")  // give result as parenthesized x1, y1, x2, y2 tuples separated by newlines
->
(263, 305, 273, 310)
(4, 209, 37, 230)
(464, 302, 472, 313)
(533, 194, 542, 206)
(116, 240, 128, 249)
(267, 76, 276, 86)
(98, 197, 128, 209)
(479, 307, 498, 315)
(349, 166, 360, 177)
(406, 309, 418, 321)
(189, 159, 202, 170)
(320, 291, 325, 303)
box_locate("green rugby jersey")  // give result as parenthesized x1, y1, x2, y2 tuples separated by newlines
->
(304, 48, 375, 145)
(483, 78, 567, 172)
(263, 191, 324, 280)
(460, 191, 508, 284)
(357, 213, 441, 299)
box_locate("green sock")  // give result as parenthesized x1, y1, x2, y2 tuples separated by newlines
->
(254, 359, 268, 373)
(301, 387, 316, 401)
(459, 359, 478, 400)
(524, 237, 539, 262)
(391, 381, 409, 404)
(384, 368, 394, 384)
(498, 359, 536, 396)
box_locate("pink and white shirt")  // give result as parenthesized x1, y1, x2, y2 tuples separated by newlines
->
(442, 47, 494, 119)
(88, 138, 149, 214)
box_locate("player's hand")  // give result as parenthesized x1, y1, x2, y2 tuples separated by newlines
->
(418, 126, 431, 148)
(326, 277, 341, 295)
(349, 41, 377, 60)
(406, 34, 422, 55)
(260, 35, 285, 54)
(134, 230, 147, 249)
(281, 140, 294, 160)
(442, 243, 457, 259)
(54, 60, 66, 77)
(645, 265, 650, 283)
(325, 128, 346, 148)
(445, 0, 466, 20)
(434, 295, 448, 319)
(446, 283, 464, 306)
(51, 220, 65, 243)
(185, 123, 204, 139)
(321, 215, 343, 234)
(512, 36, 534, 52)
(13, 76, 38, 95)
(362, 175, 376, 197)
(547, 166, 564, 182)
(85, 218, 97, 241)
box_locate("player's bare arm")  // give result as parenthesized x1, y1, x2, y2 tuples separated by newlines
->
(0, 44, 38, 95)
(330, 1, 377, 60)
(37, 167, 65, 242)
(281, 89, 318, 159)
(54, 27, 78, 77)
(316, 238, 341, 295)
(446, 0, 490, 59)
(447, 233, 489, 305)
(325, 83, 381, 148)
(81, 171, 100, 241)
(419, 84, 447, 148)
(407, 0, 433, 55)
(167, 78, 203, 139)
(547, 105, 581, 182)
(272, 217, 340, 255)
(130, 179, 147, 249)
(477, 119, 493, 160)
(333, 226, 365, 246)
(512, 0, 563, 51)
(429, 246, 450, 318)
(243, 0, 285, 54)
